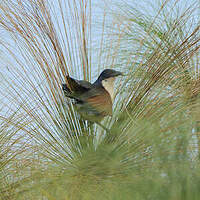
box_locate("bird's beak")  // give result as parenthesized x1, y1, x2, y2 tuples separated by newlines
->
(114, 70, 124, 77)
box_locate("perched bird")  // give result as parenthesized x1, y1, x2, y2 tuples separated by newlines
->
(62, 69, 123, 122)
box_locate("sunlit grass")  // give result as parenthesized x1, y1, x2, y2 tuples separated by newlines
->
(0, 0, 199, 199)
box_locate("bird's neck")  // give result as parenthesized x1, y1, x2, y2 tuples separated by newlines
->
(102, 78, 115, 102)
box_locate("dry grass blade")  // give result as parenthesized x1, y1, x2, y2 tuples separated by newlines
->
(0, 0, 200, 199)
(0, 0, 96, 165)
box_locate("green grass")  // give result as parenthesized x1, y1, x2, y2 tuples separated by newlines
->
(0, 0, 200, 199)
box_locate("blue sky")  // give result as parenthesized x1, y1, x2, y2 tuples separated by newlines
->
(0, 0, 199, 115)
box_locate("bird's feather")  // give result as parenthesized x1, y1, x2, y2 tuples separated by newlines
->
(62, 76, 91, 99)
(86, 92, 112, 116)
(62, 70, 121, 121)
(79, 87, 112, 117)
(77, 80, 93, 89)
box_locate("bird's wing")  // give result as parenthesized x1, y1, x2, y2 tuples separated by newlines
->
(62, 76, 92, 99)
(77, 80, 93, 89)
(80, 88, 112, 116)
(63, 77, 112, 117)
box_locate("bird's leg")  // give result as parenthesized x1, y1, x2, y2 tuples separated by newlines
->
(78, 119, 94, 137)
(95, 122, 111, 134)
(87, 121, 93, 135)
(79, 119, 87, 134)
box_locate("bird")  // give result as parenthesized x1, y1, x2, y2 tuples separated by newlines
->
(62, 69, 123, 122)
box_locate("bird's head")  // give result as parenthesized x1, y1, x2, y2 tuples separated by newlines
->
(98, 69, 123, 81)
(94, 69, 123, 84)
(93, 69, 123, 102)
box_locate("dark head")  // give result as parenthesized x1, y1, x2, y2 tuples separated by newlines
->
(93, 69, 123, 85)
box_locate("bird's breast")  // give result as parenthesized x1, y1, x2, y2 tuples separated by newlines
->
(102, 78, 115, 102)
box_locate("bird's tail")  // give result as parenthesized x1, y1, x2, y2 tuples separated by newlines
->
(62, 84, 73, 98)
(62, 75, 77, 98)
(62, 75, 88, 101)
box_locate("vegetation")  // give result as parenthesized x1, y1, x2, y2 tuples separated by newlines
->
(0, 0, 199, 199)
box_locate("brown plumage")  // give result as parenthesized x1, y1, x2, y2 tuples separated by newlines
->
(62, 69, 123, 121)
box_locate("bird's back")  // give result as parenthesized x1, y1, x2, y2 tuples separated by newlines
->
(62, 76, 113, 121)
